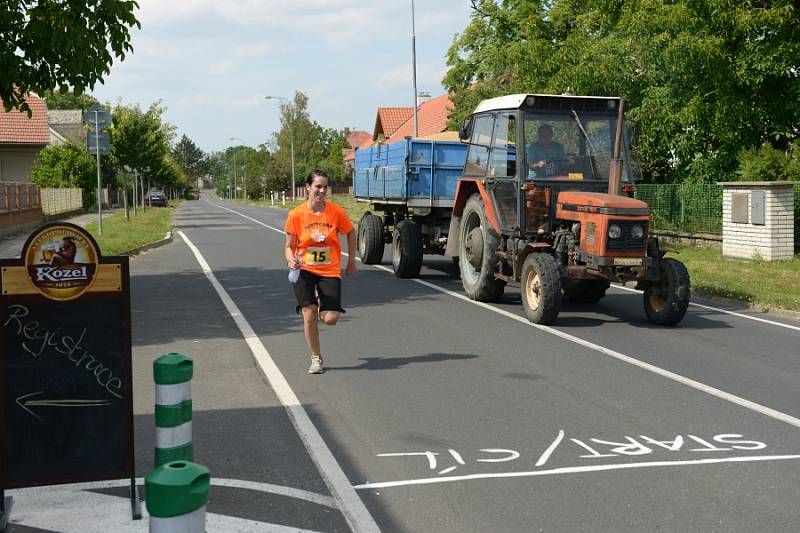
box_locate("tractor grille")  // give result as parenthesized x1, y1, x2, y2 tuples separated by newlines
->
(606, 220, 647, 251)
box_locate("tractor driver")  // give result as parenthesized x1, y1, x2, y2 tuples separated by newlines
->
(527, 124, 565, 177)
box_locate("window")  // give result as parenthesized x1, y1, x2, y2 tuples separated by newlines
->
(489, 113, 517, 178)
(464, 115, 494, 176)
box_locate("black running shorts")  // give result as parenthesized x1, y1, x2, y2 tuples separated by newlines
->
(292, 270, 345, 314)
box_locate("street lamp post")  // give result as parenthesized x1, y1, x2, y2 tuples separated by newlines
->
(265, 95, 296, 201)
(229, 137, 247, 200)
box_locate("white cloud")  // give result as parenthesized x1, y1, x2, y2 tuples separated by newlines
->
(376, 63, 444, 92)
(208, 60, 240, 76)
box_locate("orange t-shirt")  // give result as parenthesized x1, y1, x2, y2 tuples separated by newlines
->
(284, 201, 354, 278)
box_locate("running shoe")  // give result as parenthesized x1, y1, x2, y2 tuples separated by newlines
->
(308, 355, 324, 374)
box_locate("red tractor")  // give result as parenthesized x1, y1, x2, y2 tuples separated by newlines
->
(445, 94, 690, 325)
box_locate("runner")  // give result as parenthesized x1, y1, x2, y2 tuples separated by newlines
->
(284, 171, 357, 374)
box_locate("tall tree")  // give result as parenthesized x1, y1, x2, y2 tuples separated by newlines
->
(1, 0, 140, 114)
(172, 135, 207, 180)
(444, 0, 800, 183)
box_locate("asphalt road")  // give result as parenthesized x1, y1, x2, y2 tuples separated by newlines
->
(6, 194, 800, 532)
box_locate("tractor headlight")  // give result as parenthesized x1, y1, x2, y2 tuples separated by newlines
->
(631, 224, 645, 239)
(608, 224, 622, 239)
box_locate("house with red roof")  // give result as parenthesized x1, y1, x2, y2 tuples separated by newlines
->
(343, 130, 372, 177)
(0, 93, 50, 183)
(384, 92, 457, 144)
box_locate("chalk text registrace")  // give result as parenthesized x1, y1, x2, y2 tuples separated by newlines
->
(4, 304, 122, 398)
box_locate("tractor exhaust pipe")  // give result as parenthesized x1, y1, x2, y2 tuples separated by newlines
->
(608, 99, 625, 196)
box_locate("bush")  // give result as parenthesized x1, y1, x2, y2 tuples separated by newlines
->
(31, 143, 97, 206)
(737, 142, 800, 182)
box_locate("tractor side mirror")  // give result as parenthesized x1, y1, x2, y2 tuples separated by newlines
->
(458, 116, 473, 141)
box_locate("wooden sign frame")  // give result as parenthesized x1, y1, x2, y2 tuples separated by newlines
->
(0, 222, 139, 528)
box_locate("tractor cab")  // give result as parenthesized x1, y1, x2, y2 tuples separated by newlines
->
(457, 94, 641, 237)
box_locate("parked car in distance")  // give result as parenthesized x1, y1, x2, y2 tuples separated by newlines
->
(146, 190, 168, 207)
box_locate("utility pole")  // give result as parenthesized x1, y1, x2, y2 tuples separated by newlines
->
(411, 0, 419, 138)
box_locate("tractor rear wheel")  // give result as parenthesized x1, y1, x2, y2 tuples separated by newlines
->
(562, 279, 610, 303)
(643, 258, 690, 326)
(358, 213, 384, 264)
(520, 253, 562, 325)
(459, 194, 504, 301)
(392, 220, 423, 278)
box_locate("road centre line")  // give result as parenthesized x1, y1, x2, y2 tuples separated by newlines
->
(211, 200, 800, 331)
(211, 202, 800, 429)
(178, 230, 380, 533)
(353, 454, 800, 490)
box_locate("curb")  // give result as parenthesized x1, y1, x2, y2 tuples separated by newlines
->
(123, 231, 174, 256)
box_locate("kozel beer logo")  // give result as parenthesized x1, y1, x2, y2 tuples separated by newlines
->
(24, 225, 99, 300)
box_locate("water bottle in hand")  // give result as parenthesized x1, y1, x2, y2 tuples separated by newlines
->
(288, 253, 302, 283)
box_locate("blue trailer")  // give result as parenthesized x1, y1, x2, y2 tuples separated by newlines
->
(354, 137, 467, 278)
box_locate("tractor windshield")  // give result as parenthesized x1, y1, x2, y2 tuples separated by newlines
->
(523, 112, 637, 182)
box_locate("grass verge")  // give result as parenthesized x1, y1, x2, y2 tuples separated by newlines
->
(84, 204, 175, 255)
(242, 194, 371, 224)
(667, 243, 800, 311)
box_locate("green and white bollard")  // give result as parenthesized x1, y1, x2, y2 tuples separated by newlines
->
(146, 461, 209, 532)
(154, 353, 194, 467)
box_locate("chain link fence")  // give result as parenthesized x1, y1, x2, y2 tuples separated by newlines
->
(634, 183, 799, 251)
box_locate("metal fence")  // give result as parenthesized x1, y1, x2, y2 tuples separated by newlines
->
(635, 183, 800, 251)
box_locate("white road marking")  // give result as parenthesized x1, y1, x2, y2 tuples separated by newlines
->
(210, 201, 800, 429)
(614, 284, 800, 332)
(179, 231, 380, 533)
(10, 481, 332, 532)
(353, 454, 800, 490)
(535, 430, 565, 467)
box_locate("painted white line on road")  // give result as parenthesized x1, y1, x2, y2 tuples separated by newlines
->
(613, 283, 800, 332)
(535, 430, 565, 467)
(354, 454, 800, 490)
(211, 202, 800, 430)
(370, 262, 800, 429)
(179, 231, 380, 533)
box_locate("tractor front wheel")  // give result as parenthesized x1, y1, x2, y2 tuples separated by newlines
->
(643, 258, 691, 326)
(520, 253, 562, 325)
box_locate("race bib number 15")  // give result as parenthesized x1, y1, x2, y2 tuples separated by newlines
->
(305, 246, 332, 265)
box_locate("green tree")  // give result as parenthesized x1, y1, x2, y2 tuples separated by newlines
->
(444, 0, 800, 183)
(41, 90, 100, 111)
(172, 135, 207, 180)
(31, 143, 98, 205)
(1, 0, 140, 114)
(273, 92, 326, 189)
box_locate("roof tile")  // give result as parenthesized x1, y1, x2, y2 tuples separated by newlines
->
(385, 93, 454, 144)
(0, 93, 50, 144)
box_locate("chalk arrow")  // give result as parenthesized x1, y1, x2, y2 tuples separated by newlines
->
(16, 391, 111, 422)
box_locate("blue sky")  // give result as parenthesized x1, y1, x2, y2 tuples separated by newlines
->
(90, 0, 474, 153)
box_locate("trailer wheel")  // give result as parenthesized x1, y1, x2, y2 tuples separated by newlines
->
(562, 279, 610, 303)
(392, 220, 423, 278)
(643, 258, 691, 326)
(459, 194, 505, 301)
(358, 213, 385, 264)
(521, 253, 562, 325)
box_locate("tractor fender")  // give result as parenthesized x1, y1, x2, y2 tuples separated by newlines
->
(452, 179, 501, 234)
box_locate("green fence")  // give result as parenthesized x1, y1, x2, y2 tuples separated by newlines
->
(635, 183, 800, 248)
(635, 183, 724, 235)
